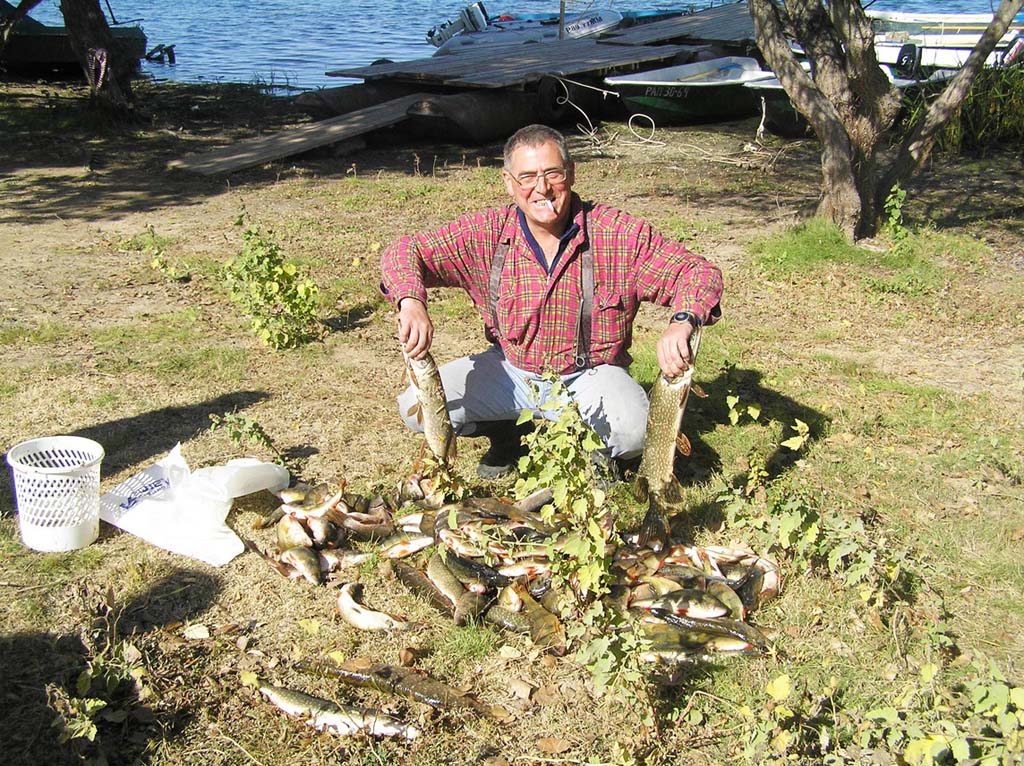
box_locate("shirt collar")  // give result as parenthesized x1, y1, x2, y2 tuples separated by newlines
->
(514, 196, 582, 273)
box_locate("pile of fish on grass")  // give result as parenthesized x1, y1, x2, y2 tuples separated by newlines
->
(250, 478, 780, 738)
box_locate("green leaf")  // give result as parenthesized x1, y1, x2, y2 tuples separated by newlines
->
(239, 671, 259, 689)
(766, 674, 791, 701)
(76, 670, 92, 697)
(949, 737, 970, 763)
(1010, 686, 1024, 709)
(920, 662, 939, 684)
(298, 618, 321, 635)
(516, 409, 533, 425)
(866, 707, 901, 724)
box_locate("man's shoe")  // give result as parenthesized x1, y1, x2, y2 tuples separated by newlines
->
(474, 420, 532, 479)
(591, 450, 622, 490)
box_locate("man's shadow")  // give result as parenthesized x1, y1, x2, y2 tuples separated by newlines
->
(640, 363, 827, 533)
(0, 569, 220, 766)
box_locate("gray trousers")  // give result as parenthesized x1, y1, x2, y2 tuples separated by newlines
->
(398, 346, 649, 459)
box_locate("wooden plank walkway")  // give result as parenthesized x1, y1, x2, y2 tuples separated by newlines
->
(601, 2, 755, 47)
(167, 93, 427, 175)
(328, 39, 696, 88)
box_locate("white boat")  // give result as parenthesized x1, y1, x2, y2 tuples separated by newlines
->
(603, 56, 776, 124)
(432, 8, 625, 56)
(868, 9, 1024, 70)
(744, 65, 958, 137)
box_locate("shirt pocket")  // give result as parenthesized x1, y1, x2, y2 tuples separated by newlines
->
(496, 293, 532, 344)
(592, 287, 630, 348)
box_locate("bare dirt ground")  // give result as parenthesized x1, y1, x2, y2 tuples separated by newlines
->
(1, 77, 1022, 766)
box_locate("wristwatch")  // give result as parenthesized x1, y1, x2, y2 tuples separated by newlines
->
(670, 311, 701, 329)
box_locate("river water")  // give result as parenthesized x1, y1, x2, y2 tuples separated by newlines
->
(24, 0, 1022, 90)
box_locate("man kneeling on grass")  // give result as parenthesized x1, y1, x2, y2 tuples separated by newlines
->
(380, 124, 722, 479)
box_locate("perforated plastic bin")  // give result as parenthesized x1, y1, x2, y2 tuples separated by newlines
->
(6, 436, 105, 552)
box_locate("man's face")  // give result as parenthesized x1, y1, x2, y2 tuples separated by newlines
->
(502, 141, 575, 233)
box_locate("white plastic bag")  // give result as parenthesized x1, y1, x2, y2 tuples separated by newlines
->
(100, 444, 289, 566)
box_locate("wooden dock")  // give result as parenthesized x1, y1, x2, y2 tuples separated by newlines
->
(167, 93, 428, 175)
(168, 3, 758, 174)
(602, 2, 755, 47)
(328, 39, 697, 88)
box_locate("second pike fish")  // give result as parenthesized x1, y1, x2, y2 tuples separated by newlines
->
(403, 349, 457, 466)
(259, 683, 420, 739)
(634, 325, 704, 550)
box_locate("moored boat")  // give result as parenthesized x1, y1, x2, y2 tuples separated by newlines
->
(603, 56, 775, 125)
(0, 0, 146, 72)
(744, 65, 958, 138)
(433, 8, 625, 56)
(868, 9, 1024, 71)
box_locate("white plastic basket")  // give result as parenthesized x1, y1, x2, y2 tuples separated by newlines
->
(6, 436, 105, 552)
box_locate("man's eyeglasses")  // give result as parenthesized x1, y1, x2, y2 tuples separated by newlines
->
(511, 167, 568, 187)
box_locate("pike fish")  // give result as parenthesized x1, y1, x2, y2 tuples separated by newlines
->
(259, 683, 420, 740)
(634, 325, 704, 550)
(403, 349, 457, 466)
(297, 659, 492, 717)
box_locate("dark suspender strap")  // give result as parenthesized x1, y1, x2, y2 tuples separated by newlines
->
(576, 243, 593, 370)
(488, 241, 509, 341)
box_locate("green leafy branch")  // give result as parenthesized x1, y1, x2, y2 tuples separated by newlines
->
(222, 209, 323, 349)
(511, 379, 653, 722)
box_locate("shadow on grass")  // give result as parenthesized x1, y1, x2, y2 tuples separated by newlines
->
(1, 390, 269, 518)
(322, 301, 378, 334)
(634, 364, 826, 536)
(0, 78, 502, 226)
(0, 568, 220, 766)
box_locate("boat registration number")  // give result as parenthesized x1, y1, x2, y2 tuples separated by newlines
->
(642, 86, 692, 99)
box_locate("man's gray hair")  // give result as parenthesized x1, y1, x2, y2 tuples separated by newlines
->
(503, 124, 571, 169)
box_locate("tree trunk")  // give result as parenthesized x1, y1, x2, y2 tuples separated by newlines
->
(58, 0, 134, 115)
(749, 0, 1024, 240)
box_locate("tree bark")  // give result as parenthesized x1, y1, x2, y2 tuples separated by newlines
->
(58, 0, 134, 114)
(749, 0, 1024, 240)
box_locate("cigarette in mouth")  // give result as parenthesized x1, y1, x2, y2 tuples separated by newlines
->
(544, 200, 555, 213)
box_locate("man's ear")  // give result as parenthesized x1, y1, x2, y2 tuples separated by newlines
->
(501, 170, 516, 199)
(566, 161, 576, 186)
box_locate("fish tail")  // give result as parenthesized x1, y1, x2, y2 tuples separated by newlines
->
(637, 501, 671, 552)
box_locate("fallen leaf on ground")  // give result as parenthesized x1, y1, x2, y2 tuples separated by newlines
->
(509, 679, 534, 700)
(533, 684, 560, 705)
(536, 737, 571, 754)
(183, 624, 210, 640)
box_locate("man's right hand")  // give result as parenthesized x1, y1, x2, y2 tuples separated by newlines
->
(398, 298, 433, 359)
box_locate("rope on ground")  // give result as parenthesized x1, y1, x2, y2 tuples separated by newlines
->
(543, 75, 668, 153)
(544, 75, 605, 145)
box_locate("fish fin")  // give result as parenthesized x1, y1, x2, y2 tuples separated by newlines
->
(691, 383, 707, 398)
(636, 502, 671, 552)
(413, 441, 426, 473)
(406, 402, 423, 423)
(632, 475, 650, 505)
(675, 433, 692, 457)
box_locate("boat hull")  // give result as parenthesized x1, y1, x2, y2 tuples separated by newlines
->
(605, 56, 772, 125)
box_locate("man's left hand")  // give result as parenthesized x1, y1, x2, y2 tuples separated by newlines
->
(656, 322, 694, 378)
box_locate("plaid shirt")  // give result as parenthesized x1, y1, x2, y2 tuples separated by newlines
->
(380, 193, 723, 375)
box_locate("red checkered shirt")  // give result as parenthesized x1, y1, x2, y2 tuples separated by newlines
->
(380, 193, 723, 375)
